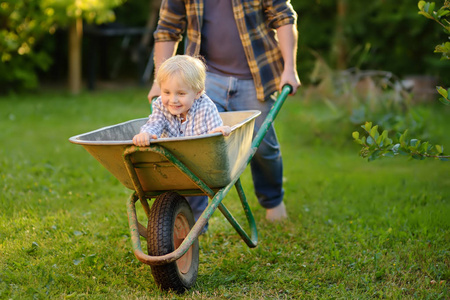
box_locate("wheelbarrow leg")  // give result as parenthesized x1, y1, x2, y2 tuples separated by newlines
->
(234, 179, 258, 244)
(214, 178, 258, 248)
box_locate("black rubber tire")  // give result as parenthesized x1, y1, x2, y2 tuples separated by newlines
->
(147, 191, 199, 293)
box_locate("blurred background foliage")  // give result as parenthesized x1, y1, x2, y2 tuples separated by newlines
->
(0, 0, 449, 93)
(0, 0, 125, 92)
(294, 0, 449, 84)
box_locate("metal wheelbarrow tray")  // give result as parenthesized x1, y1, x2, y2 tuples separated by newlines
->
(69, 111, 259, 193)
(69, 85, 292, 293)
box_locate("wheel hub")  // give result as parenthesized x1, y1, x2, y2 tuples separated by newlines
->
(173, 213, 192, 274)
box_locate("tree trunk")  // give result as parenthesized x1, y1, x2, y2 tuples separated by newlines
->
(335, 0, 347, 70)
(68, 18, 83, 94)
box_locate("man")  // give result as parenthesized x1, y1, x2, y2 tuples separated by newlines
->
(148, 0, 301, 223)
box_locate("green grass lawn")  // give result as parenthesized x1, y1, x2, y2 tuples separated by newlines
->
(1, 87, 449, 299)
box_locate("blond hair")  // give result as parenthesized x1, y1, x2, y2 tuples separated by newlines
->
(156, 55, 206, 93)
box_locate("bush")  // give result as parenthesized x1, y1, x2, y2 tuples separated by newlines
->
(0, 0, 55, 92)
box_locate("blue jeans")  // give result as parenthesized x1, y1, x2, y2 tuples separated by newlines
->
(187, 72, 284, 221)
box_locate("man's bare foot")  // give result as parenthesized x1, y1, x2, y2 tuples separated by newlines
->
(266, 202, 287, 222)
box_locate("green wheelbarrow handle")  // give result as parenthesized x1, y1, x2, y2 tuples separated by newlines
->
(248, 84, 292, 163)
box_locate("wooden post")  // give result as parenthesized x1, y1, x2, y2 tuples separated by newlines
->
(68, 17, 83, 94)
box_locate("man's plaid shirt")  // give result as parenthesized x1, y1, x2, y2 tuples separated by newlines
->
(153, 0, 297, 101)
(140, 93, 223, 138)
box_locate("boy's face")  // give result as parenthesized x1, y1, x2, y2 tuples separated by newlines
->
(160, 76, 201, 119)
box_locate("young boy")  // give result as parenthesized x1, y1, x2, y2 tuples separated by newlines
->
(133, 55, 231, 146)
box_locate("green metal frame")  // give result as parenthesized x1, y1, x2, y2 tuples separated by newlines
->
(125, 85, 292, 266)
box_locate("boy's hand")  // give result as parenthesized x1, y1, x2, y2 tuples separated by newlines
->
(209, 126, 231, 136)
(132, 132, 157, 146)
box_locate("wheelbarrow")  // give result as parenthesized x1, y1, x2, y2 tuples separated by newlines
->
(69, 85, 292, 293)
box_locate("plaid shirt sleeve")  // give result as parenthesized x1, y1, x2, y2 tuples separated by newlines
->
(263, 0, 297, 29)
(153, 0, 186, 43)
(234, 0, 297, 101)
(154, 0, 203, 56)
(139, 97, 168, 137)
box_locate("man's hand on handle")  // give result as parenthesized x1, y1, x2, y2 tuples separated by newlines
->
(279, 69, 301, 96)
(147, 83, 161, 103)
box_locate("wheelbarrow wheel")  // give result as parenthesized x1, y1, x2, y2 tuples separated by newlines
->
(147, 191, 199, 293)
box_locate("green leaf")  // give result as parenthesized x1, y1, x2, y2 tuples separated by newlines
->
(419, 11, 434, 19)
(368, 150, 382, 162)
(354, 139, 364, 145)
(352, 131, 359, 140)
(377, 130, 391, 147)
(436, 144, 444, 154)
(421, 142, 430, 153)
(398, 149, 409, 156)
(376, 134, 383, 145)
(384, 151, 395, 158)
(437, 9, 450, 18)
(418, 0, 426, 10)
(363, 122, 372, 132)
(438, 97, 450, 106)
(392, 144, 400, 154)
(370, 125, 379, 139)
(429, 2, 435, 14)
(399, 130, 408, 147)
(410, 139, 420, 149)
(437, 86, 448, 98)
(412, 153, 425, 160)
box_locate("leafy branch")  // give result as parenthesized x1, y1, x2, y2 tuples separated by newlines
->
(352, 122, 449, 161)
(418, 1, 450, 105)
(436, 86, 450, 105)
(418, 0, 450, 59)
